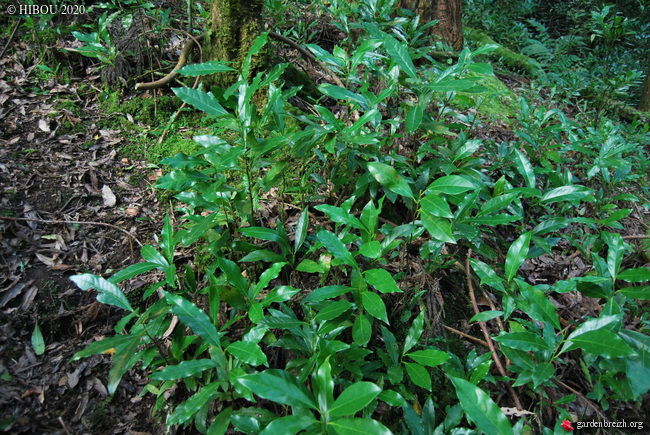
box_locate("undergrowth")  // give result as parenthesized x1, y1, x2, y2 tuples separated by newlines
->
(67, 1, 650, 434)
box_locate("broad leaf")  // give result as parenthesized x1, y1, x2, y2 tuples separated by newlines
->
(352, 314, 372, 346)
(172, 87, 228, 117)
(421, 214, 455, 244)
(362, 291, 389, 324)
(406, 349, 450, 367)
(260, 416, 319, 435)
(493, 331, 551, 352)
(403, 311, 424, 355)
(617, 267, 650, 283)
(404, 362, 431, 391)
(504, 231, 531, 282)
(239, 369, 317, 409)
(163, 291, 223, 348)
(449, 376, 514, 435)
(561, 330, 635, 357)
(421, 194, 453, 218)
(227, 341, 268, 366)
(426, 175, 475, 195)
(178, 60, 235, 76)
(303, 285, 353, 303)
(364, 269, 402, 293)
(367, 162, 414, 199)
(328, 418, 393, 435)
(317, 230, 358, 269)
(70, 274, 133, 312)
(329, 382, 382, 417)
(31, 322, 45, 355)
(151, 359, 219, 381)
(314, 300, 353, 322)
(168, 382, 221, 425)
(382, 35, 417, 79)
(541, 185, 592, 204)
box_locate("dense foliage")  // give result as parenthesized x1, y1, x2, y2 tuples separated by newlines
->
(56, 0, 650, 433)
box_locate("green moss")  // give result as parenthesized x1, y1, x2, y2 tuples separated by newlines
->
(458, 72, 521, 121)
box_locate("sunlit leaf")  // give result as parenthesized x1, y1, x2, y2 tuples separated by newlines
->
(329, 382, 382, 417)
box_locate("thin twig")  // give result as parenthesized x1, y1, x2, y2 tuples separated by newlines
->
(622, 235, 650, 240)
(0, 216, 143, 247)
(466, 249, 524, 410)
(268, 31, 346, 89)
(0, 19, 20, 59)
(442, 324, 489, 347)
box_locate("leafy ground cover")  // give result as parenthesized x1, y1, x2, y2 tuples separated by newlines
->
(1, 1, 650, 434)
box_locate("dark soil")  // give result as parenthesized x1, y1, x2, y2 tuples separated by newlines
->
(1, 24, 166, 434)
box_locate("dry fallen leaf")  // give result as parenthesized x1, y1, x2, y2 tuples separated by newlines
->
(125, 207, 139, 217)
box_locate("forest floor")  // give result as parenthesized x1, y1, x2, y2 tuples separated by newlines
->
(1, 16, 650, 435)
(0, 31, 168, 434)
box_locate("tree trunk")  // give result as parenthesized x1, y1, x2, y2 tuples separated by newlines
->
(398, 0, 463, 51)
(639, 63, 650, 112)
(204, 0, 265, 88)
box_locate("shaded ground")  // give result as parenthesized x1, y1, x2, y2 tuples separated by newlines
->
(0, 30, 167, 434)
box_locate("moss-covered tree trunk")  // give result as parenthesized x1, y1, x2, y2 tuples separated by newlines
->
(204, 0, 265, 88)
(639, 63, 650, 112)
(398, 0, 463, 51)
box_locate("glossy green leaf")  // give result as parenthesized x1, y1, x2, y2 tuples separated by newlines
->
(353, 314, 372, 346)
(367, 162, 414, 199)
(404, 362, 431, 391)
(516, 280, 560, 330)
(260, 416, 319, 435)
(294, 207, 309, 252)
(313, 357, 334, 414)
(541, 185, 592, 204)
(71, 334, 143, 361)
(406, 103, 424, 133)
(364, 269, 402, 293)
(303, 285, 354, 302)
(172, 87, 228, 117)
(561, 330, 635, 357)
(319, 84, 369, 107)
(513, 149, 536, 189)
(378, 390, 408, 407)
(150, 359, 219, 381)
(314, 300, 353, 321)
(403, 311, 424, 355)
(108, 262, 159, 284)
(604, 231, 624, 280)
(449, 376, 514, 435)
(477, 192, 520, 217)
(617, 267, 650, 283)
(362, 291, 389, 324)
(359, 240, 382, 259)
(239, 369, 317, 409)
(406, 349, 450, 367)
(469, 259, 506, 293)
(315, 204, 364, 229)
(240, 249, 287, 263)
(328, 418, 393, 435)
(70, 273, 134, 313)
(329, 382, 382, 417)
(421, 214, 455, 244)
(108, 333, 142, 395)
(252, 262, 287, 299)
(182, 213, 223, 246)
(493, 331, 551, 352)
(468, 62, 494, 74)
(208, 407, 232, 435)
(619, 286, 650, 300)
(318, 230, 358, 269)
(504, 231, 531, 282)
(178, 60, 235, 76)
(263, 286, 302, 306)
(427, 79, 476, 92)
(31, 322, 45, 355)
(163, 291, 223, 348)
(421, 194, 453, 218)
(382, 35, 417, 79)
(227, 341, 268, 366)
(469, 310, 504, 323)
(168, 382, 221, 425)
(426, 175, 475, 195)
(218, 258, 249, 296)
